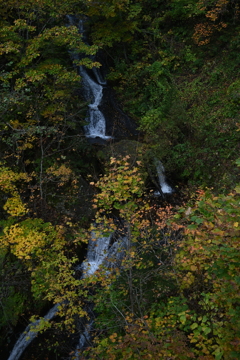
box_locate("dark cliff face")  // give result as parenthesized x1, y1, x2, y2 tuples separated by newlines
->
(93, 51, 139, 140)
(100, 86, 139, 140)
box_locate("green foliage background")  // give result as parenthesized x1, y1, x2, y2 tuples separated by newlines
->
(0, 0, 239, 359)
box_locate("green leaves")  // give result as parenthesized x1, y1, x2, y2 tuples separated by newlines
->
(174, 187, 240, 357)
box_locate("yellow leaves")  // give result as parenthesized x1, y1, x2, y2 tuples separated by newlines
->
(46, 163, 73, 182)
(0, 165, 30, 193)
(190, 265, 197, 272)
(0, 166, 31, 218)
(181, 272, 195, 289)
(25, 69, 46, 83)
(110, 157, 116, 164)
(17, 141, 35, 151)
(3, 195, 28, 217)
(94, 156, 145, 213)
(3, 223, 46, 260)
(0, 43, 20, 55)
(235, 185, 240, 193)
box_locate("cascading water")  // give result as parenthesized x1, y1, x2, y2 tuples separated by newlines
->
(7, 231, 127, 360)
(6, 17, 120, 360)
(67, 14, 111, 139)
(80, 232, 112, 278)
(7, 15, 174, 360)
(80, 68, 111, 139)
(7, 304, 60, 360)
(154, 159, 173, 195)
(80, 231, 127, 278)
(74, 232, 127, 358)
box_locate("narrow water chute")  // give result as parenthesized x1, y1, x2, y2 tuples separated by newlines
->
(67, 15, 111, 139)
(7, 304, 60, 360)
(154, 159, 173, 195)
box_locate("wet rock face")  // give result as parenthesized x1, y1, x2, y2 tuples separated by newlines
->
(100, 86, 139, 140)
(93, 50, 139, 140)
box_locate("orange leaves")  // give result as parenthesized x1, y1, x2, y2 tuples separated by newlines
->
(193, 23, 213, 45)
(205, 0, 229, 22)
(194, 0, 231, 45)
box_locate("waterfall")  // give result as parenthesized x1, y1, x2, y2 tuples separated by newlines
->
(7, 304, 60, 360)
(154, 159, 173, 195)
(74, 320, 94, 358)
(73, 233, 112, 358)
(80, 67, 111, 139)
(74, 231, 127, 358)
(67, 15, 111, 139)
(6, 16, 123, 360)
(80, 232, 112, 278)
(80, 231, 127, 278)
(7, 231, 127, 360)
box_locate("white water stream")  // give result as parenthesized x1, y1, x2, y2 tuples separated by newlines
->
(7, 231, 126, 360)
(7, 16, 173, 360)
(7, 17, 119, 360)
(80, 67, 111, 139)
(7, 304, 60, 360)
(154, 159, 173, 195)
(74, 232, 127, 358)
(67, 14, 111, 139)
(80, 232, 112, 278)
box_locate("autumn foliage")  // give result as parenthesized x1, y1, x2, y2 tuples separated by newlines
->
(0, 0, 239, 359)
(82, 159, 240, 360)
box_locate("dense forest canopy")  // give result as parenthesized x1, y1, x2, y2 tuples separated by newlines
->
(0, 0, 239, 359)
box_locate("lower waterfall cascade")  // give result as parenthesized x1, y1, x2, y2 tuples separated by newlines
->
(80, 66, 111, 139)
(74, 232, 127, 358)
(7, 304, 60, 360)
(7, 231, 127, 360)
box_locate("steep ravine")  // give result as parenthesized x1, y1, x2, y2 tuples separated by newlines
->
(6, 16, 174, 360)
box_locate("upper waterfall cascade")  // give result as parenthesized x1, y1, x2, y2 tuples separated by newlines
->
(80, 67, 111, 139)
(67, 15, 111, 139)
